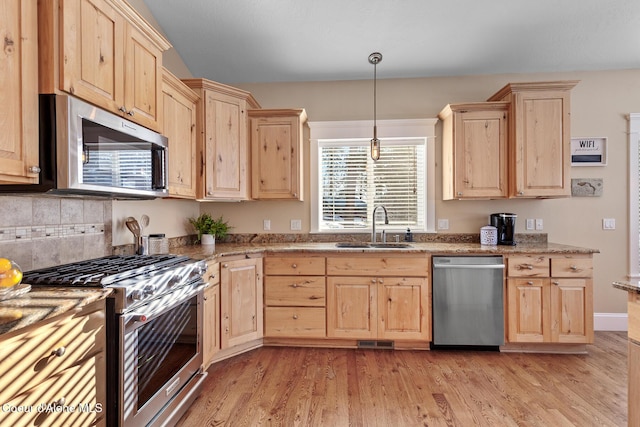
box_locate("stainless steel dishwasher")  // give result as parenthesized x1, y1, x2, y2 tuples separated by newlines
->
(432, 256, 505, 347)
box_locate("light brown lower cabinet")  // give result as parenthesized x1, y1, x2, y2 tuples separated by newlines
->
(0, 299, 106, 426)
(202, 261, 220, 370)
(220, 256, 263, 348)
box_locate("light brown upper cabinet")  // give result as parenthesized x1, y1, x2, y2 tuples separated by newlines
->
(38, 0, 171, 132)
(488, 80, 579, 198)
(439, 102, 509, 199)
(183, 78, 260, 201)
(162, 68, 198, 199)
(0, 0, 39, 184)
(249, 109, 307, 200)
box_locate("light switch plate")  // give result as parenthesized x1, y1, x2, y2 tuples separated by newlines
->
(603, 218, 616, 230)
(290, 219, 302, 231)
(526, 219, 535, 230)
(535, 219, 543, 230)
(263, 219, 271, 231)
(437, 219, 449, 230)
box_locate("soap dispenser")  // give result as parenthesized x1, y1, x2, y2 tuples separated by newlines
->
(404, 228, 413, 242)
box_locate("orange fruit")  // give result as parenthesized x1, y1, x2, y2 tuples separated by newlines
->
(0, 267, 21, 288)
(0, 258, 11, 273)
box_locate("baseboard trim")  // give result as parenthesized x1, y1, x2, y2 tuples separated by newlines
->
(594, 313, 628, 331)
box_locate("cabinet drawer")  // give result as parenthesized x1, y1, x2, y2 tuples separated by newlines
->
(550, 257, 592, 278)
(327, 256, 429, 277)
(265, 276, 325, 307)
(0, 300, 105, 402)
(264, 307, 326, 338)
(507, 256, 550, 277)
(205, 261, 220, 285)
(629, 293, 640, 343)
(0, 353, 106, 427)
(264, 256, 325, 275)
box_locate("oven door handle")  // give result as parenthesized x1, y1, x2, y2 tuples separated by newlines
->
(123, 282, 205, 325)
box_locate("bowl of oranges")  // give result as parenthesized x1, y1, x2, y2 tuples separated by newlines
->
(0, 258, 29, 300)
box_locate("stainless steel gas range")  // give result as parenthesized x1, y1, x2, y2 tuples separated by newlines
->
(23, 254, 208, 427)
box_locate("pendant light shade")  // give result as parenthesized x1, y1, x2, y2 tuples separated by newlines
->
(369, 52, 382, 161)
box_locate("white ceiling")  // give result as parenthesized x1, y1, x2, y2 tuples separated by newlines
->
(143, 0, 640, 84)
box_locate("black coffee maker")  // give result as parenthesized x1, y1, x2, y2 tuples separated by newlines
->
(490, 213, 517, 245)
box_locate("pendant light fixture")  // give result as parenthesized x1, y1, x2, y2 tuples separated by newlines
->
(369, 52, 382, 161)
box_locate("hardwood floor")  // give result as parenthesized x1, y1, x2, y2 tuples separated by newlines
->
(176, 332, 628, 426)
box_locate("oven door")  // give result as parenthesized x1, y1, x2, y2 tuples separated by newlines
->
(119, 284, 203, 426)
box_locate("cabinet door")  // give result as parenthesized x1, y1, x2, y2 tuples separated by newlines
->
(453, 109, 507, 199)
(124, 22, 162, 131)
(203, 284, 220, 369)
(203, 90, 248, 199)
(61, 0, 125, 113)
(507, 278, 549, 342)
(250, 111, 304, 200)
(550, 278, 593, 343)
(0, 0, 39, 183)
(511, 90, 571, 197)
(327, 277, 376, 339)
(221, 258, 263, 348)
(163, 69, 198, 198)
(377, 277, 429, 341)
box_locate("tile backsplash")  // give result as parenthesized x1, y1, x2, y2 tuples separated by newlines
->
(0, 196, 112, 271)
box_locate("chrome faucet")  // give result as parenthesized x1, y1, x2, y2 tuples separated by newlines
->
(371, 205, 389, 243)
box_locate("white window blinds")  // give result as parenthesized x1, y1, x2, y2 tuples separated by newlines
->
(319, 138, 426, 231)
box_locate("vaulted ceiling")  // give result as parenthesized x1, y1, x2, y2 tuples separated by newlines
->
(143, 0, 640, 84)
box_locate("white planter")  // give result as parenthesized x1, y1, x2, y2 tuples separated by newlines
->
(201, 234, 215, 247)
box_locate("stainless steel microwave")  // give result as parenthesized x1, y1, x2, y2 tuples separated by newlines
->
(0, 94, 168, 199)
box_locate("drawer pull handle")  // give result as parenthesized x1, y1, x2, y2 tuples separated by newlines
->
(209, 274, 216, 280)
(52, 347, 66, 358)
(293, 314, 298, 320)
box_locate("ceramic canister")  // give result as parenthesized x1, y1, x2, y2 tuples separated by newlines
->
(480, 225, 498, 245)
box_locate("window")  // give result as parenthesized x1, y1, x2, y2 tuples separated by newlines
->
(629, 113, 640, 278)
(310, 119, 437, 233)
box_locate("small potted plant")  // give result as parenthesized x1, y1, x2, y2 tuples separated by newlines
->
(188, 213, 231, 246)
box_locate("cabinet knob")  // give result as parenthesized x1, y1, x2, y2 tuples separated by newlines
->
(527, 281, 534, 285)
(526, 265, 533, 270)
(570, 265, 578, 271)
(52, 397, 66, 407)
(223, 264, 228, 268)
(518, 191, 524, 195)
(293, 314, 298, 320)
(378, 279, 384, 284)
(291, 264, 297, 269)
(51, 347, 66, 358)
(209, 274, 216, 280)
(457, 192, 463, 196)
(552, 281, 560, 286)
(28, 166, 41, 174)
(119, 106, 127, 113)
(371, 279, 377, 284)
(292, 283, 298, 288)
(127, 110, 135, 117)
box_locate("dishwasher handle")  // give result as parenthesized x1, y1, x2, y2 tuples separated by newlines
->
(433, 264, 505, 270)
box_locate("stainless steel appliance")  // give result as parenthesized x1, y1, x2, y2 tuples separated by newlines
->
(432, 256, 505, 347)
(0, 94, 168, 199)
(23, 255, 207, 427)
(490, 213, 517, 245)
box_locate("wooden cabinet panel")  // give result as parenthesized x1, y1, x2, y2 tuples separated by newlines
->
(264, 307, 326, 338)
(507, 256, 550, 277)
(264, 256, 326, 276)
(507, 278, 549, 342)
(203, 261, 220, 369)
(249, 109, 307, 200)
(221, 257, 263, 348)
(439, 102, 508, 199)
(0, 0, 39, 184)
(264, 276, 325, 307)
(327, 276, 376, 339)
(488, 81, 578, 198)
(550, 257, 593, 278)
(630, 341, 640, 426)
(378, 277, 429, 341)
(327, 256, 429, 277)
(162, 68, 198, 198)
(550, 278, 593, 343)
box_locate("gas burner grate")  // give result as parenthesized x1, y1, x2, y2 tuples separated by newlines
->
(23, 254, 192, 287)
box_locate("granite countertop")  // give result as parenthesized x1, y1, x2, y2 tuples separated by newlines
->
(171, 241, 599, 261)
(0, 287, 112, 337)
(613, 281, 640, 294)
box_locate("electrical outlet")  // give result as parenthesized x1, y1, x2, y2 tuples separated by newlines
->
(535, 219, 543, 230)
(603, 218, 616, 230)
(263, 219, 271, 231)
(290, 219, 302, 231)
(526, 219, 535, 230)
(437, 219, 449, 230)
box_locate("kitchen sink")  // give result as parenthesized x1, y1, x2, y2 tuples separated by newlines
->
(334, 242, 413, 249)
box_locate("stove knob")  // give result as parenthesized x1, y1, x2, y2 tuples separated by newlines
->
(131, 290, 145, 301)
(132, 314, 147, 322)
(144, 284, 157, 295)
